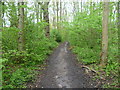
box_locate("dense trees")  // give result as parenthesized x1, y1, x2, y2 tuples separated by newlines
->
(1, 0, 119, 88)
(65, 1, 118, 88)
(1, 1, 58, 88)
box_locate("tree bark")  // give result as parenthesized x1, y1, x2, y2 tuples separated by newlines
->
(118, 1, 120, 85)
(0, 1, 3, 60)
(60, 0, 62, 21)
(100, 1, 109, 67)
(56, 1, 59, 29)
(35, 1, 39, 23)
(53, 1, 56, 29)
(43, 2, 50, 37)
(1, 2, 4, 27)
(38, 2, 43, 21)
(59, 0, 62, 29)
(18, 2, 25, 51)
(81, 0, 82, 12)
(0, 1, 2, 29)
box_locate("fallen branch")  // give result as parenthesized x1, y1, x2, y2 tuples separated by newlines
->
(81, 65, 99, 75)
(95, 81, 101, 88)
(81, 65, 106, 80)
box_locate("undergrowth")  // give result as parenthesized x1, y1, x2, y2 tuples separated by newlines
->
(1, 22, 61, 88)
(61, 6, 119, 88)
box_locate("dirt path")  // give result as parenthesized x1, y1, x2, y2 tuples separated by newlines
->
(30, 42, 98, 88)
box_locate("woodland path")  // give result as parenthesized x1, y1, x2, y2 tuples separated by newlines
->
(30, 42, 98, 88)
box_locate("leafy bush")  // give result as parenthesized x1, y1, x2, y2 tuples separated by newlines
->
(64, 3, 119, 88)
(3, 50, 30, 64)
(2, 27, 19, 51)
(67, 10, 102, 65)
(2, 20, 58, 88)
(73, 47, 100, 65)
(2, 67, 37, 88)
(10, 68, 36, 88)
(50, 29, 62, 42)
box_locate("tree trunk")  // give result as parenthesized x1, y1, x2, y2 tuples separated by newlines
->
(35, 1, 39, 23)
(56, 2, 59, 29)
(0, 1, 3, 60)
(43, 2, 50, 37)
(59, 0, 62, 29)
(100, 1, 109, 67)
(2, 2, 4, 27)
(0, 1, 2, 29)
(118, 1, 120, 40)
(18, 2, 25, 51)
(118, 1, 120, 85)
(60, 0, 62, 21)
(81, 0, 82, 12)
(53, 1, 56, 29)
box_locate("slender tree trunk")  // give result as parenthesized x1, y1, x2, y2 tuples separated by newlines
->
(43, 2, 50, 37)
(100, 1, 109, 67)
(77, 0, 79, 12)
(63, 2, 65, 22)
(59, 0, 62, 29)
(0, 1, 3, 59)
(117, 2, 120, 88)
(2, 2, 4, 27)
(0, 1, 2, 29)
(53, 1, 56, 29)
(38, 2, 43, 21)
(18, 2, 25, 51)
(35, 2, 39, 23)
(62, 2, 67, 22)
(56, 2, 59, 29)
(74, 1, 79, 17)
(118, 3, 120, 52)
(60, 0, 62, 21)
(81, 0, 82, 12)
(118, 1, 120, 38)
(73, 2, 76, 16)
(90, 2, 93, 14)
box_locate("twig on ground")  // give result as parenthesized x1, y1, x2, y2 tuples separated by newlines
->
(81, 65, 106, 80)
(95, 81, 101, 88)
(81, 65, 99, 74)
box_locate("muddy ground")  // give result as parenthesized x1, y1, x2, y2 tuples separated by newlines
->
(27, 42, 101, 88)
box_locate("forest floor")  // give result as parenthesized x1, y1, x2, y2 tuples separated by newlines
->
(27, 42, 102, 88)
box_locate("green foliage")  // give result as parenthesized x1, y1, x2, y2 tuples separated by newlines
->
(67, 9, 102, 65)
(2, 50, 30, 64)
(50, 29, 62, 42)
(73, 47, 100, 65)
(2, 66, 38, 88)
(2, 1, 118, 88)
(8, 2, 18, 27)
(10, 68, 36, 88)
(2, 20, 58, 88)
(62, 2, 119, 88)
(2, 27, 19, 50)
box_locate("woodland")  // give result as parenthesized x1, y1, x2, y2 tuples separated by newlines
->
(0, 0, 119, 88)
